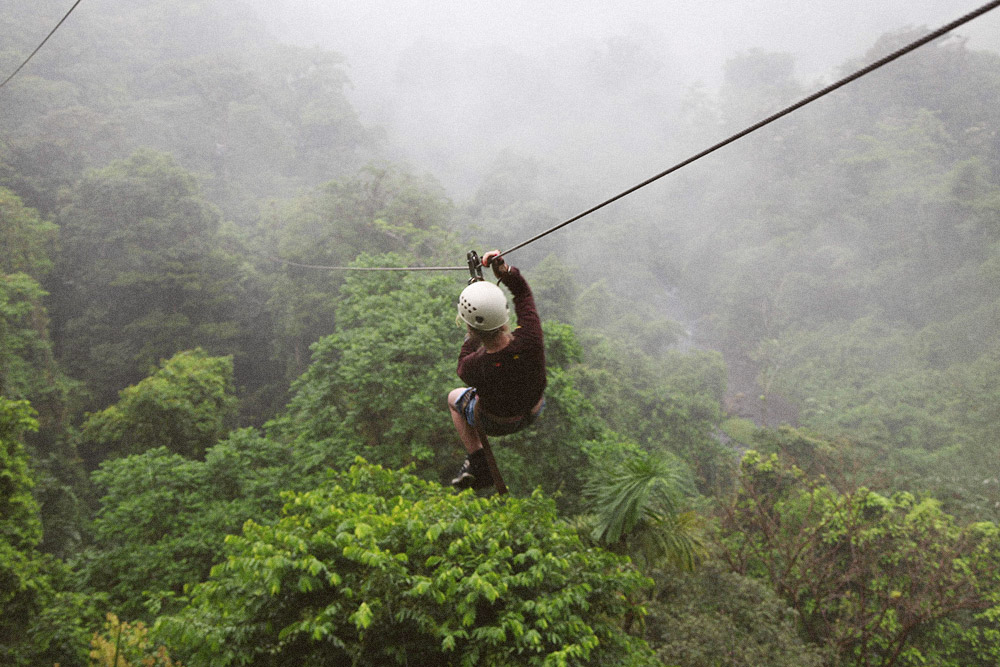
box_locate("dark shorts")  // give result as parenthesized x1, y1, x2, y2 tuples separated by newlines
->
(455, 387, 544, 437)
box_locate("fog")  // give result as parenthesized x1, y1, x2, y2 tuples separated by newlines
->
(5, 0, 998, 371)
(6, 3, 1000, 656)
(251, 0, 999, 194)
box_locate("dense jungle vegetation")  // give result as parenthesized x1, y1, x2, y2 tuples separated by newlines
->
(2, 0, 1000, 664)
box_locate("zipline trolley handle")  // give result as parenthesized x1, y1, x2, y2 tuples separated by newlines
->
(467, 250, 484, 284)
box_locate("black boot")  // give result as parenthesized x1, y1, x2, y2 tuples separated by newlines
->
(451, 449, 493, 489)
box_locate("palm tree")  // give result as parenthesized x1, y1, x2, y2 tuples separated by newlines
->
(581, 451, 705, 571)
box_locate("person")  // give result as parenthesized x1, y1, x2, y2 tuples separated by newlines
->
(448, 250, 546, 489)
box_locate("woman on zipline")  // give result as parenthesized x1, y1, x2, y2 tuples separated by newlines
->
(448, 250, 546, 489)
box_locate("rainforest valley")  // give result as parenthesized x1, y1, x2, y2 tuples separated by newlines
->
(2, 1, 1000, 665)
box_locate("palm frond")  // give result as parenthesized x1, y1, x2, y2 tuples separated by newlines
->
(583, 452, 691, 545)
(637, 510, 706, 571)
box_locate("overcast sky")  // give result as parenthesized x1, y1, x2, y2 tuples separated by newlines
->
(251, 1, 999, 193)
(259, 1, 997, 87)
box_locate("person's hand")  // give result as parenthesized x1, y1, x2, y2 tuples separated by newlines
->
(481, 250, 508, 279)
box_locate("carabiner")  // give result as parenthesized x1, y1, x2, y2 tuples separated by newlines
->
(466, 250, 484, 284)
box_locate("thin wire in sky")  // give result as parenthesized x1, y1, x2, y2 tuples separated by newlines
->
(498, 0, 1000, 259)
(0, 0, 85, 90)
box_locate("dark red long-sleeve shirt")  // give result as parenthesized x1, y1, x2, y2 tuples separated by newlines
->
(457, 267, 546, 418)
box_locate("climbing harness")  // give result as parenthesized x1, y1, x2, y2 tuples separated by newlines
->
(474, 400, 509, 496)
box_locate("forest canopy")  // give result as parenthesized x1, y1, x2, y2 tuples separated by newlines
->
(1, 0, 999, 665)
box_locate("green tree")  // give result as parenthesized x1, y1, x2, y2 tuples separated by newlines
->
(569, 334, 731, 494)
(269, 256, 463, 476)
(644, 564, 830, 667)
(156, 460, 656, 666)
(82, 428, 297, 621)
(840, 30, 1000, 167)
(54, 150, 245, 408)
(0, 186, 66, 406)
(629, 39, 1000, 516)
(580, 447, 705, 571)
(899, 350, 1000, 523)
(0, 397, 101, 666)
(0, 399, 43, 641)
(574, 279, 687, 358)
(0, 273, 55, 399)
(719, 451, 1000, 666)
(1, 0, 373, 218)
(522, 253, 579, 324)
(0, 185, 58, 277)
(463, 150, 559, 270)
(1, 188, 87, 557)
(80, 349, 238, 462)
(260, 166, 460, 381)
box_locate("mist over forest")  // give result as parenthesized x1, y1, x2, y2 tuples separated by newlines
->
(251, 0, 1000, 194)
(2, 0, 1000, 664)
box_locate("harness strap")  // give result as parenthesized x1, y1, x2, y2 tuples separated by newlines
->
(472, 399, 508, 495)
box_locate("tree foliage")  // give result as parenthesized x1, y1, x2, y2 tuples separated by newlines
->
(581, 447, 705, 572)
(0, 187, 86, 557)
(720, 451, 1000, 666)
(89, 613, 181, 667)
(569, 335, 731, 493)
(0, 399, 43, 632)
(0, 0, 372, 218)
(156, 460, 655, 666)
(0, 185, 57, 277)
(0, 185, 65, 404)
(269, 257, 463, 476)
(80, 349, 238, 462)
(0, 273, 54, 398)
(82, 429, 296, 621)
(0, 4, 999, 664)
(644, 565, 830, 667)
(259, 166, 460, 381)
(55, 150, 245, 407)
(0, 398, 102, 666)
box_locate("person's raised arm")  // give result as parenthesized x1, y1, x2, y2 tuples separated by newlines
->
(482, 250, 541, 344)
(481, 250, 509, 280)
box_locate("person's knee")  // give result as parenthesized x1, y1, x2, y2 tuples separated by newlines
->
(447, 388, 465, 411)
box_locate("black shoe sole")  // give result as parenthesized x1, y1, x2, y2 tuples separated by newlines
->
(451, 472, 475, 489)
(451, 472, 494, 490)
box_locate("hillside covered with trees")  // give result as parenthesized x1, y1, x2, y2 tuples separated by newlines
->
(2, 1, 1000, 665)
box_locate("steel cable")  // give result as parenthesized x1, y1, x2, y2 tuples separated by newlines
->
(0, 0, 85, 90)
(262, 255, 466, 272)
(497, 0, 1000, 260)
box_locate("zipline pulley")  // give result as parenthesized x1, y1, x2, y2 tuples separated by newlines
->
(466, 250, 484, 284)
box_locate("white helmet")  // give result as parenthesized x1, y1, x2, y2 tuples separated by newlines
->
(457, 281, 509, 331)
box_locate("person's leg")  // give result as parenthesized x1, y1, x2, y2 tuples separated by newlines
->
(448, 388, 493, 489)
(448, 388, 483, 454)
